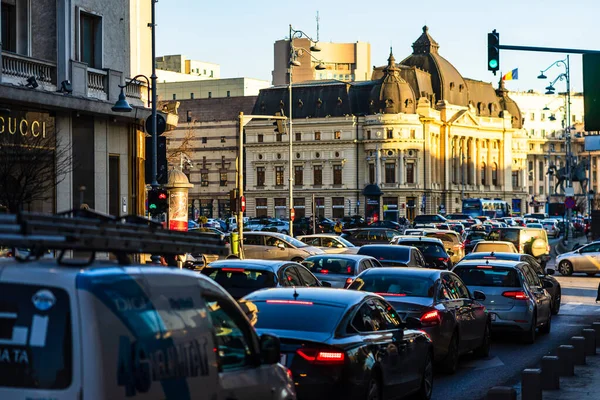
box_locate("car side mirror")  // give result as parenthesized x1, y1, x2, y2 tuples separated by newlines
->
(277, 243, 285, 249)
(260, 334, 281, 364)
(405, 316, 423, 330)
(320, 281, 332, 287)
(472, 290, 486, 301)
(546, 268, 555, 275)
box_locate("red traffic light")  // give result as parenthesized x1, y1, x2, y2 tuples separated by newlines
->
(158, 193, 167, 200)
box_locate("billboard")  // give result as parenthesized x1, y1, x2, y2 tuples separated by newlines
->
(584, 135, 600, 152)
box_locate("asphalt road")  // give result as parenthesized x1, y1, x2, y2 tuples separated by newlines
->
(431, 242, 600, 400)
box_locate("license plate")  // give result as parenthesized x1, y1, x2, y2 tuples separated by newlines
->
(490, 313, 497, 321)
(280, 354, 287, 365)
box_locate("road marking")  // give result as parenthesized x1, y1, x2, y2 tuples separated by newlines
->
(461, 356, 505, 370)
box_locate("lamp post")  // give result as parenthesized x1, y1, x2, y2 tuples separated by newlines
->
(538, 55, 572, 242)
(287, 24, 325, 237)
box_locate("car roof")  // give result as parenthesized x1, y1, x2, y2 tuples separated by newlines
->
(298, 234, 340, 239)
(363, 266, 441, 279)
(208, 259, 294, 271)
(243, 287, 375, 306)
(305, 254, 375, 261)
(394, 236, 444, 244)
(475, 240, 514, 245)
(360, 244, 414, 250)
(454, 259, 525, 269)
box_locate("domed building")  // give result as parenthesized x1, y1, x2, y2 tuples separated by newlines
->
(242, 27, 529, 225)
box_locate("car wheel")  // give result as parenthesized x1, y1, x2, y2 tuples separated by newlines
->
(473, 322, 491, 358)
(552, 289, 561, 315)
(558, 260, 573, 276)
(522, 314, 537, 344)
(291, 257, 304, 263)
(539, 314, 551, 335)
(441, 332, 459, 374)
(414, 350, 434, 400)
(366, 374, 382, 400)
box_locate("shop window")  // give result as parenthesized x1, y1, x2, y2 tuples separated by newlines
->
(256, 198, 268, 217)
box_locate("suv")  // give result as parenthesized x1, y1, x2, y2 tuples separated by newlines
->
(0, 210, 296, 400)
(242, 232, 324, 262)
(489, 227, 550, 266)
(413, 214, 447, 228)
(393, 236, 452, 269)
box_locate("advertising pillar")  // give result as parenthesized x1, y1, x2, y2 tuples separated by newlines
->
(164, 169, 193, 231)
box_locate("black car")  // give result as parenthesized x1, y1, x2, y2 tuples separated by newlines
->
(357, 244, 426, 268)
(243, 288, 434, 400)
(369, 220, 404, 230)
(461, 252, 561, 314)
(202, 259, 328, 299)
(348, 267, 490, 373)
(393, 237, 452, 269)
(463, 231, 489, 254)
(341, 228, 402, 246)
(413, 214, 447, 228)
(341, 215, 368, 229)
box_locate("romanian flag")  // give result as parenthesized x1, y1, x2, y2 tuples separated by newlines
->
(502, 68, 519, 81)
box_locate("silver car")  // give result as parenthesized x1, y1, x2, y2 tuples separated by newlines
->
(453, 259, 552, 344)
(297, 234, 358, 254)
(302, 254, 383, 288)
(556, 241, 600, 276)
(242, 232, 324, 262)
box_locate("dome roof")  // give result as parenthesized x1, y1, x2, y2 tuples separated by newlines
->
(496, 79, 523, 128)
(400, 26, 469, 107)
(165, 168, 193, 188)
(369, 50, 416, 114)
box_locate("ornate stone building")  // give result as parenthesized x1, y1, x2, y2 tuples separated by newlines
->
(244, 27, 529, 220)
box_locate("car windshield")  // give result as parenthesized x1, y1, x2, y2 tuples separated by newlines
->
(349, 274, 434, 297)
(358, 246, 410, 261)
(201, 267, 277, 299)
(335, 236, 356, 247)
(275, 234, 306, 248)
(251, 301, 345, 333)
(397, 241, 446, 257)
(454, 266, 521, 287)
(303, 257, 357, 275)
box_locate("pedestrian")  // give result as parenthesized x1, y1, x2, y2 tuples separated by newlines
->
(334, 219, 343, 235)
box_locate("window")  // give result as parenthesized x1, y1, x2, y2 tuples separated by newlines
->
(294, 166, 303, 186)
(439, 274, 460, 301)
(295, 132, 302, 141)
(541, 129, 546, 138)
(294, 197, 306, 218)
(257, 134, 263, 143)
(208, 91, 212, 98)
(450, 275, 471, 299)
(406, 163, 415, 184)
(492, 163, 498, 186)
(314, 197, 325, 218)
(313, 165, 323, 185)
(1, 2, 16, 52)
(385, 163, 395, 184)
(332, 197, 345, 218)
(410, 130, 416, 139)
(256, 167, 265, 186)
(314, 132, 321, 141)
(530, 113, 535, 121)
(334, 131, 342, 140)
(541, 113, 546, 121)
(296, 266, 320, 287)
(275, 166, 284, 186)
(79, 12, 102, 68)
(481, 162, 487, 185)
(204, 295, 255, 372)
(186, 111, 192, 122)
(202, 137, 207, 144)
(256, 198, 268, 217)
(512, 170, 519, 188)
(276, 133, 283, 142)
(226, 91, 231, 97)
(367, 130, 372, 140)
(221, 136, 226, 143)
(369, 164, 375, 184)
(333, 165, 343, 185)
(386, 129, 393, 139)
(190, 93, 194, 99)
(172, 94, 177, 100)
(201, 172, 209, 186)
(538, 161, 544, 180)
(220, 172, 227, 186)
(350, 299, 401, 332)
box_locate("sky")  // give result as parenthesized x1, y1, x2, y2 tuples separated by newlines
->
(155, 0, 599, 93)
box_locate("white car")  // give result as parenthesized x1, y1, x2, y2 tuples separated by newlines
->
(297, 234, 359, 254)
(261, 220, 290, 234)
(541, 219, 560, 238)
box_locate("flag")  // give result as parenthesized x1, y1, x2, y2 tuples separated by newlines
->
(502, 68, 519, 81)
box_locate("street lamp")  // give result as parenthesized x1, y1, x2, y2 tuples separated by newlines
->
(287, 24, 324, 237)
(538, 55, 572, 242)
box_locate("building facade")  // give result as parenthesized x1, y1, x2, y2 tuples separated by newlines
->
(157, 77, 270, 101)
(272, 38, 371, 85)
(246, 27, 529, 221)
(0, 0, 152, 216)
(156, 54, 220, 79)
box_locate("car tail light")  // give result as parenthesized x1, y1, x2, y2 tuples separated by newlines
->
(502, 291, 528, 300)
(320, 269, 330, 274)
(438, 257, 450, 263)
(296, 348, 345, 364)
(420, 310, 441, 326)
(345, 277, 353, 287)
(477, 265, 493, 269)
(547, 245, 550, 253)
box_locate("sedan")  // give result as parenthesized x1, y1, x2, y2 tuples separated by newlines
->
(302, 254, 383, 288)
(369, 220, 404, 230)
(243, 288, 434, 400)
(358, 244, 427, 268)
(393, 237, 452, 269)
(202, 259, 329, 299)
(348, 268, 490, 374)
(297, 234, 358, 254)
(341, 228, 402, 246)
(556, 241, 600, 276)
(453, 259, 552, 344)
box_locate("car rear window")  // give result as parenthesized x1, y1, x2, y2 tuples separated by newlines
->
(202, 267, 277, 298)
(349, 274, 434, 297)
(467, 232, 488, 241)
(454, 266, 521, 287)
(396, 241, 446, 257)
(424, 232, 459, 244)
(496, 229, 520, 243)
(358, 246, 409, 261)
(0, 283, 72, 389)
(303, 257, 356, 275)
(474, 243, 514, 253)
(252, 301, 345, 333)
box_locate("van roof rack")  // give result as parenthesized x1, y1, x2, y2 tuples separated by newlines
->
(0, 209, 227, 264)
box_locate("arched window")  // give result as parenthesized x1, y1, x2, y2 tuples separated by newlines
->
(492, 162, 498, 186)
(481, 162, 486, 185)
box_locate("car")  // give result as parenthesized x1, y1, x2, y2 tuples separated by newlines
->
(447, 223, 465, 235)
(392, 237, 452, 269)
(556, 241, 600, 276)
(488, 227, 550, 267)
(445, 213, 472, 221)
(461, 252, 562, 315)
(452, 259, 552, 343)
(297, 234, 358, 254)
(241, 232, 325, 262)
(202, 259, 327, 299)
(413, 214, 447, 228)
(368, 220, 404, 230)
(340, 227, 402, 246)
(261, 220, 291, 234)
(357, 244, 426, 268)
(463, 231, 489, 254)
(471, 240, 518, 254)
(348, 267, 490, 373)
(340, 215, 368, 229)
(525, 213, 549, 221)
(399, 228, 436, 237)
(526, 223, 544, 229)
(541, 219, 560, 238)
(242, 288, 434, 400)
(421, 230, 465, 265)
(302, 254, 383, 288)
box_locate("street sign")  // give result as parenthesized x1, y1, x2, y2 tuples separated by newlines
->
(290, 208, 295, 221)
(145, 113, 167, 135)
(565, 187, 575, 197)
(240, 196, 246, 212)
(565, 197, 576, 209)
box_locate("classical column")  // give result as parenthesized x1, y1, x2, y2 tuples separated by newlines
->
(398, 150, 404, 185)
(461, 138, 467, 189)
(486, 140, 492, 187)
(453, 138, 459, 184)
(469, 138, 476, 185)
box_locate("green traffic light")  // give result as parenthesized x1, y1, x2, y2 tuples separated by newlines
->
(149, 204, 157, 209)
(489, 59, 498, 69)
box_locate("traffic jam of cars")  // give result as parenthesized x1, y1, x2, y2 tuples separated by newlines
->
(181, 212, 574, 400)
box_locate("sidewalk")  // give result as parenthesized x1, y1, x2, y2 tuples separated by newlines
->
(542, 353, 600, 399)
(555, 235, 589, 255)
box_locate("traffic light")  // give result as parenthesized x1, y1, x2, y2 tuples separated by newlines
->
(145, 136, 168, 185)
(273, 111, 285, 134)
(148, 188, 168, 215)
(487, 30, 500, 75)
(230, 188, 239, 213)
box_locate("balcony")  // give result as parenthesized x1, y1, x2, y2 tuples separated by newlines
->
(87, 68, 108, 100)
(1, 51, 57, 90)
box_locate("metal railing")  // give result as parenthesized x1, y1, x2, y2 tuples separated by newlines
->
(1, 51, 56, 85)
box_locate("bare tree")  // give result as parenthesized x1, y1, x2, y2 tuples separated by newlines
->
(0, 128, 73, 213)
(167, 125, 195, 166)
